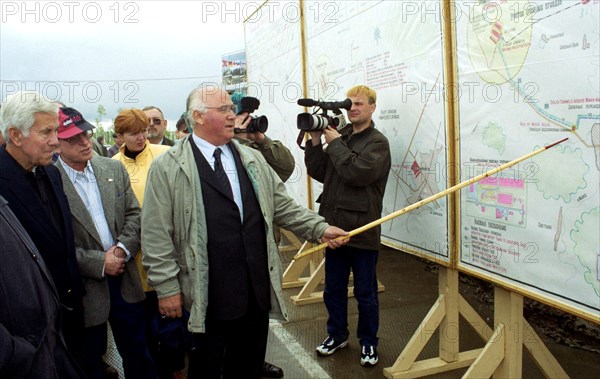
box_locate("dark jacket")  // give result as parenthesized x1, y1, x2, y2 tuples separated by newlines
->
(305, 122, 391, 250)
(0, 147, 85, 308)
(161, 137, 175, 147)
(0, 195, 84, 379)
(190, 141, 270, 320)
(235, 135, 295, 182)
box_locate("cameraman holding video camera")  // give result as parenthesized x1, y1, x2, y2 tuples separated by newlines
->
(232, 93, 295, 183)
(304, 85, 391, 367)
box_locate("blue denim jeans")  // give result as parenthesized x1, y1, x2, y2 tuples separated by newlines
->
(324, 245, 379, 347)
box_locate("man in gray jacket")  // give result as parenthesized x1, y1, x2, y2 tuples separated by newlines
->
(141, 86, 348, 379)
(55, 107, 155, 379)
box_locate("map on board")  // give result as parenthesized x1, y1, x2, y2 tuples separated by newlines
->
(455, 0, 600, 316)
(244, 0, 308, 205)
(303, 0, 450, 261)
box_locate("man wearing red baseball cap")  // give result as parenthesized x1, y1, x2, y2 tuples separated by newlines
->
(57, 107, 95, 139)
(55, 106, 156, 379)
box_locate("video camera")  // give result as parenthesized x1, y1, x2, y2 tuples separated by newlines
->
(295, 97, 352, 148)
(296, 98, 351, 131)
(235, 96, 268, 134)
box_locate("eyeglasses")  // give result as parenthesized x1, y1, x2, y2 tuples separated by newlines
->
(205, 105, 236, 113)
(149, 118, 163, 126)
(60, 129, 94, 145)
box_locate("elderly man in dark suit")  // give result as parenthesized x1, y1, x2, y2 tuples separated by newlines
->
(54, 107, 156, 379)
(0, 91, 85, 359)
(142, 87, 349, 379)
(0, 194, 85, 379)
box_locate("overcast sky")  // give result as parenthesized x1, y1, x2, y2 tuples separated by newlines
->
(1, 1, 253, 126)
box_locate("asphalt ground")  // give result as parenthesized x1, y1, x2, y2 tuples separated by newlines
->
(264, 245, 600, 379)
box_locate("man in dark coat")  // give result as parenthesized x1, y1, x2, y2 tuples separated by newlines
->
(0, 91, 85, 359)
(306, 85, 391, 367)
(0, 195, 85, 379)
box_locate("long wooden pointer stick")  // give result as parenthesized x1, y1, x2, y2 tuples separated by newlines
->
(293, 138, 568, 260)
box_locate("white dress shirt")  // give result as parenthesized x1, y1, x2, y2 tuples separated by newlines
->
(192, 134, 244, 221)
(58, 157, 132, 263)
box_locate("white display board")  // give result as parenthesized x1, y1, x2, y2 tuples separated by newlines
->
(455, 0, 600, 318)
(244, 0, 600, 321)
(244, 0, 308, 205)
(303, 0, 450, 262)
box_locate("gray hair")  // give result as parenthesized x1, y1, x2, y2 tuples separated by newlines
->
(185, 85, 209, 128)
(1, 91, 58, 144)
(142, 105, 165, 119)
(185, 83, 231, 128)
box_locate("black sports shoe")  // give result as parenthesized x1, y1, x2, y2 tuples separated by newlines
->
(360, 345, 378, 367)
(316, 336, 349, 356)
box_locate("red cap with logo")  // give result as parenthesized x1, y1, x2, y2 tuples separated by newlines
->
(57, 107, 95, 139)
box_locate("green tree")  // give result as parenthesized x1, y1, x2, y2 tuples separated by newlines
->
(95, 104, 106, 128)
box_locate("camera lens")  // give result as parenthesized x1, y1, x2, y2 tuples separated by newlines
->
(247, 115, 268, 133)
(297, 113, 329, 130)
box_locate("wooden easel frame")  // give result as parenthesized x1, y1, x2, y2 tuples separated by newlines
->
(277, 228, 305, 255)
(383, 267, 569, 378)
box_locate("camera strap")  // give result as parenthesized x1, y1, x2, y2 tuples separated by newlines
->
(296, 130, 306, 150)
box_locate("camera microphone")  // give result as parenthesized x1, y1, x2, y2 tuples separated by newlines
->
(239, 96, 261, 115)
(297, 98, 319, 107)
(297, 98, 352, 111)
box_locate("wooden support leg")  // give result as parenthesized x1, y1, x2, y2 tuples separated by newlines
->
(462, 324, 505, 379)
(282, 241, 312, 289)
(289, 254, 385, 305)
(291, 257, 327, 305)
(384, 268, 491, 379)
(462, 286, 523, 378)
(383, 272, 569, 379)
(458, 296, 494, 340)
(278, 228, 304, 253)
(493, 287, 523, 379)
(439, 267, 459, 362)
(384, 294, 447, 374)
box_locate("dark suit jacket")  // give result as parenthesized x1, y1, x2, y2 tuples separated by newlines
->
(56, 156, 145, 327)
(0, 147, 84, 308)
(161, 137, 175, 147)
(190, 141, 270, 320)
(0, 195, 84, 379)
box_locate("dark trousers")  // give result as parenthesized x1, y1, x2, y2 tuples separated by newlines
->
(80, 276, 156, 379)
(60, 300, 85, 365)
(324, 245, 379, 347)
(188, 294, 269, 379)
(144, 291, 187, 379)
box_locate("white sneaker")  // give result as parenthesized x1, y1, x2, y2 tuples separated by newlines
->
(316, 336, 348, 356)
(360, 345, 378, 367)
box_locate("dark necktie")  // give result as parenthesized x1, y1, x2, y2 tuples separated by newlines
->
(213, 148, 233, 198)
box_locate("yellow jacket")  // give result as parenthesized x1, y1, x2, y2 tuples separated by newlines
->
(113, 141, 171, 291)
